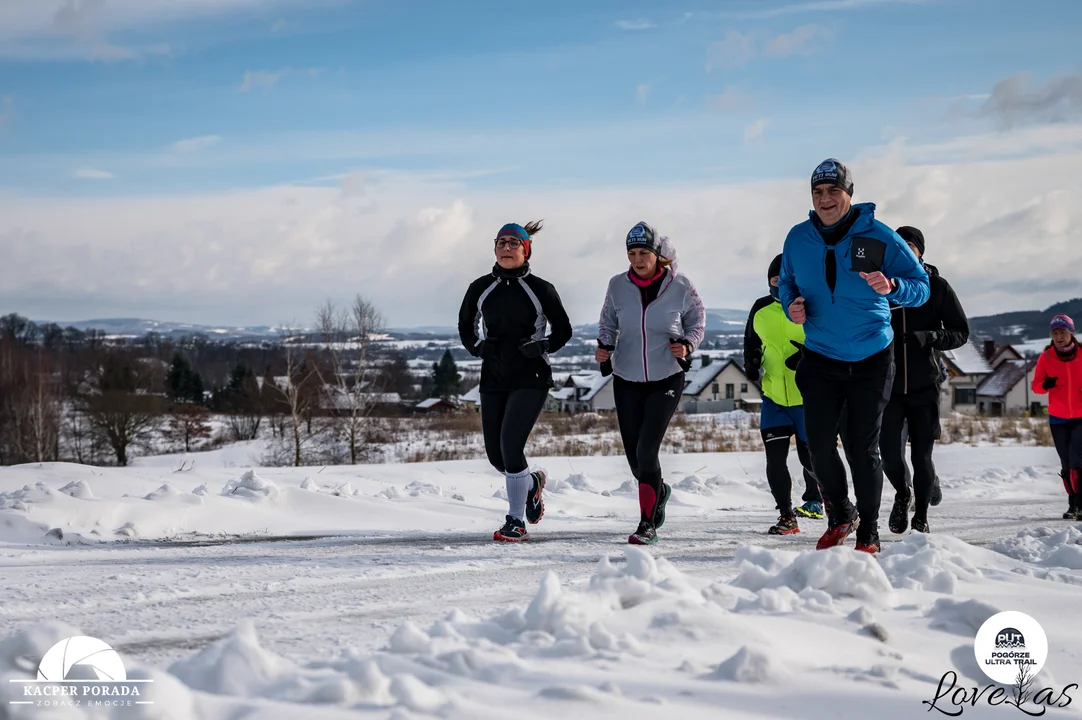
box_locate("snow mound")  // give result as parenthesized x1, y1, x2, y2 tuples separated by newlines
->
(0, 482, 54, 511)
(879, 533, 983, 593)
(192, 483, 209, 496)
(926, 597, 1001, 637)
(388, 622, 432, 654)
(733, 585, 834, 614)
(731, 546, 894, 605)
(671, 474, 729, 496)
(705, 646, 792, 684)
(58, 479, 94, 499)
(145, 483, 201, 505)
(612, 479, 637, 495)
(115, 522, 139, 537)
(301, 477, 318, 491)
(990, 526, 1082, 569)
(381, 486, 403, 500)
(405, 481, 442, 497)
(221, 470, 279, 500)
(550, 473, 599, 494)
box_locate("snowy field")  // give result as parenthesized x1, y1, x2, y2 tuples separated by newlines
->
(1, 444, 1081, 718)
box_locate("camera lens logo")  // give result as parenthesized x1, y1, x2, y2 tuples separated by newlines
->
(36, 636, 127, 682)
(974, 612, 1048, 685)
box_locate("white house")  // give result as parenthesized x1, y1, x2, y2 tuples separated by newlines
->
(940, 340, 994, 415)
(458, 384, 481, 412)
(547, 371, 615, 413)
(682, 357, 761, 413)
(975, 358, 1047, 416)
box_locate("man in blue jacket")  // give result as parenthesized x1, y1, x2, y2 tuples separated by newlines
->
(779, 158, 929, 554)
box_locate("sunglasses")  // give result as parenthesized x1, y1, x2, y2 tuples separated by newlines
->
(495, 238, 523, 249)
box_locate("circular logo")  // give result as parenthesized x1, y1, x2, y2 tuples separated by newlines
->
(36, 636, 127, 682)
(974, 612, 1047, 685)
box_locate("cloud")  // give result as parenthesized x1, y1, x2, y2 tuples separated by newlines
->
(240, 70, 286, 91)
(636, 84, 650, 105)
(980, 72, 1082, 128)
(171, 135, 224, 154)
(615, 19, 656, 30)
(8, 125, 1076, 327)
(708, 87, 755, 113)
(744, 119, 770, 142)
(732, 0, 935, 19)
(0, 0, 310, 61)
(271, 18, 289, 32)
(73, 167, 115, 179)
(706, 30, 755, 70)
(764, 24, 834, 57)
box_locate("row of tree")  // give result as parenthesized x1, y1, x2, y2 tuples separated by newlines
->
(0, 297, 467, 468)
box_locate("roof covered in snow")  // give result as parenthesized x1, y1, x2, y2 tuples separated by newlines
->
(976, 359, 1032, 398)
(416, 398, 451, 409)
(459, 385, 481, 404)
(683, 359, 738, 396)
(581, 372, 613, 401)
(942, 340, 993, 376)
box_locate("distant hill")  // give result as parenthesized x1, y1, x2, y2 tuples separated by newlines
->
(574, 308, 747, 338)
(968, 298, 1082, 345)
(45, 318, 281, 341)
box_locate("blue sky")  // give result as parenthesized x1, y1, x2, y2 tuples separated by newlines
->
(1, 0, 1080, 326)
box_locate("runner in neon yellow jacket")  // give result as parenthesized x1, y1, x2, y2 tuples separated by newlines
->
(743, 254, 823, 535)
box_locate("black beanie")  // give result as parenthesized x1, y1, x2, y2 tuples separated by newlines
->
(810, 158, 854, 196)
(626, 221, 661, 255)
(896, 226, 925, 257)
(767, 254, 783, 280)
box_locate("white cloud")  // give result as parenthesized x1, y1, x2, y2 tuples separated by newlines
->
(636, 84, 650, 105)
(764, 24, 834, 57)
(734, 0, 935, 19)
(980, 72, 1082, 128)
(271, 18, 289, 32)
(743, 118, 770, 142)
(6, 127, 1078, 327)
(706, 30, 755, 70)
(615, 19, 656, 30)
(0, 0, 310, 61)
(73, 168, 115, 179)
(240, 70, 286, 91)
(171, 135, 223, 154)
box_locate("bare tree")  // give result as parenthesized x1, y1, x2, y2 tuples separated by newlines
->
(267, 329, 321, 467)
(165, 404, 213, 453)
(80, 350, 167, 466)
(0, 342, 61, 464)
(315, 296, 387, 464)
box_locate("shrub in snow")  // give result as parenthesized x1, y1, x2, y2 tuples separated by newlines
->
(705, 646, 791, 684)
(731, 545, 894, 605)
(221, 470, 280, 500)
(58, 479, 94, 500)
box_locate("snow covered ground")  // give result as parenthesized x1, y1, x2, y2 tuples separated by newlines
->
(1, 445, 1080, 718)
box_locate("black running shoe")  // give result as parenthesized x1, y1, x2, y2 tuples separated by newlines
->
(930, 476, 943, 507)
(493, 515, 529, 542)
(525, 470, 546, 525)
(628, 520, 658, 545)
(888, 490, 913, 535)
(911, 515, 930, 533)
(652, 482, 672, 529)
(767, 515, 800, 535)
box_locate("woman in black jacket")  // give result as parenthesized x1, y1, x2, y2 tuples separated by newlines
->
(458, 220, 573, 542)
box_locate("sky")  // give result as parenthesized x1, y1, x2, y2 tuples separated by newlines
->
(0, 0, 1080, 329)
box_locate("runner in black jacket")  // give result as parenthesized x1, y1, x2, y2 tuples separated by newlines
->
(881, 226, 969, 535)
(458, 220, 573, 542)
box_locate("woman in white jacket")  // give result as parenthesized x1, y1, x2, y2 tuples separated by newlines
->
(595, 222, 706, 544)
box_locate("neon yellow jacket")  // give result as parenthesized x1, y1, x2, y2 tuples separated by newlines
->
(743, 296, 805, 407)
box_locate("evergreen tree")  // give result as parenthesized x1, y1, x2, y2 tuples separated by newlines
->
(166, 353, 206, 404)
(430, 350, 461, 399)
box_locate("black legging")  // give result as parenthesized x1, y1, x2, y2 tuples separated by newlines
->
(1051, 419, 1082, 497)
(614, 372, 685, 520)
(480, 389, 548, 474)
(881, 395, 939, 515)
(764, 434, 821, 515)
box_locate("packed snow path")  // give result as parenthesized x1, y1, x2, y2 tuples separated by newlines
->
(1, 446, 1081, 718)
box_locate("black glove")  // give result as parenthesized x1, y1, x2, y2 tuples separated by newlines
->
(1043, 376, 1058, 390)
(909, 331, 937, 348)
(670, 338, 693, 372)
(472, 340, 486, 358)
(518, 338, 549, 359)
(785, 341, 804, 371)
(598, 341, 615, 377)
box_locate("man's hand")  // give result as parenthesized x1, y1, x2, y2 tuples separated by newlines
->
(788, 297, 806, 325)
(595, 347, 612, 363)
(860, 271, 893, 295)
